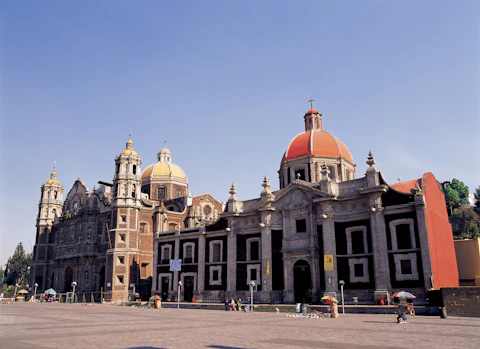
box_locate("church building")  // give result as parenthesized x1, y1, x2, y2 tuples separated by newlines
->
(31, 106, 458, 304)
(151, 108, 458, 304)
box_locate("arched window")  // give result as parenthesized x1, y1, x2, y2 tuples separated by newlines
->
(176, 189, 182, 198)
(133, 164, 137, 175)
(132, 184, 136, 198)
(157, 187, 165, 200)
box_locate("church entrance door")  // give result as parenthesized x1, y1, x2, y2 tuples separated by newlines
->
(65, 267, 73, 292)
(294, 260, 312, 303)
(161, 277, 169, 301)
(183, 276, 194, 302)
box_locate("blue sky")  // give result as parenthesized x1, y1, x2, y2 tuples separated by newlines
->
(0, 1, 478, 267)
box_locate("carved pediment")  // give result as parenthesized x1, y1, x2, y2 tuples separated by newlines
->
(273, 184, 329, 210)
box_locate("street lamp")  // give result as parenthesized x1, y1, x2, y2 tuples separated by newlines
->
(339, 280, 345, 315)
(34, 283, 38, 300)
(72, 281, 77, 303)
(177, 281, 182, 309)
(14, 284, 19, 296)
(250, 281, 256, 312)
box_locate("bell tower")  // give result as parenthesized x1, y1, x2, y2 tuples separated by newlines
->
(107, 135, 145, 301)
(31, 167, 64, 291)
(112, 136, 142, 207)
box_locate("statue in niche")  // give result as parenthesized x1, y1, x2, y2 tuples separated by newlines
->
(69, 226, 75, 242)
(87, 227, 92, 240)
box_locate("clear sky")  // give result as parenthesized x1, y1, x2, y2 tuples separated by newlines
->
(0, 1, 478, 267)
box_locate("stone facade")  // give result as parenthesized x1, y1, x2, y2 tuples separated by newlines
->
(32, 108, 458, 304)
(30, 138, 223, 302)
(151, 109, 459, 304)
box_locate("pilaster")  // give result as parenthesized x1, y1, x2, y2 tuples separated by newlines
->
(415, 194, 433, 288)
(322, 218, 337, 291)
(197, 234, 206, 293)
(226, 229, 237, 292)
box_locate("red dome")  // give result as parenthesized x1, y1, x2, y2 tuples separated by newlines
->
(282, 130, 353, 163)
(305, 109, 319, 115)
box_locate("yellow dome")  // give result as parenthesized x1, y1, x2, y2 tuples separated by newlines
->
(45, 171, 61, 185)
(142, 162, 186, 181)
(121, 149, 138, 156)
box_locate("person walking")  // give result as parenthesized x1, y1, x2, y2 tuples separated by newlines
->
(230, 298, 237, 311)
(396, 307, 407, 323)
(224, 297, 230, 311)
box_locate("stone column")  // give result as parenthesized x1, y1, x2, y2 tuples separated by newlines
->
(370, 210, 391, 290)
(282, 257, 294, 303)
(152, 240, 159, 294)
(415, 194, 433, 288)
(226, 230, 237, 292)
(197, 234, 206, 295)
(261, 222, 272, 292)
(322, 218, 337, 292)
(173, 237, 180, 295)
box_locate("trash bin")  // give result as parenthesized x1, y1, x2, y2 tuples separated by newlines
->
(301, 303, 307, 315)
(439, 307, 448, 318)
(296, 303, 301, 313)
(155, 299, 162, 309)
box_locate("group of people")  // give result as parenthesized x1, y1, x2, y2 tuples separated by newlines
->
(224, 297, 246, 311)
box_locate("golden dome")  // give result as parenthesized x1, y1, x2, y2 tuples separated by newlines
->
(120, 137, 139, 157)
(121, 149, 138, 156)
(45, 171, 61, 185)
(142, 162, 186, 181)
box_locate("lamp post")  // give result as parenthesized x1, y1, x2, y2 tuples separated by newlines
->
(14, 284, 19, 296)
(72, 281, 77, 303)
(250, 281, 256, 312)
(339, 280, 345, 315)
(177, 281, 182, 309)
(34, 283, 38, 300)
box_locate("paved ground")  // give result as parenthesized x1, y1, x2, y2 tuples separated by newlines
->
(1, 303, 479, 349)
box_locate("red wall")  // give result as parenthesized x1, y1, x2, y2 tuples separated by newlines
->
(422, 172, 459, 288)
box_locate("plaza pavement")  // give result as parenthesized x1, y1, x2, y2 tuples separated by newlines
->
(1, 302, 479, 349)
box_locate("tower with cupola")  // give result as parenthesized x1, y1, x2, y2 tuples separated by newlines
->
(31, 168, 64, 291)
(107, 136, 145, 301)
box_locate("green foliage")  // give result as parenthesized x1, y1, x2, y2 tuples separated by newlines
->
(474, 186, 480, 214)
(4, 243, 32, 286)
(443, 179, 470, 215)
(450, 207, 480, 239)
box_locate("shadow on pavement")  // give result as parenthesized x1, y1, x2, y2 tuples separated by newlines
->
(207, 345, 256, 349)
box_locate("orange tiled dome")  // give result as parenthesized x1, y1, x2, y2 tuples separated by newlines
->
(282, 130, 353, 163)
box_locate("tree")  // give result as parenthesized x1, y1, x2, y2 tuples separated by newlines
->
(3, 243, 32, 287)
(450, 207, 480, 239)
(443, 179, 470, 215)
(474, 186, 480, 214)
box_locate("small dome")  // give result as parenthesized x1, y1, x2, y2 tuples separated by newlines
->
(121, 137, 139, 157)
(121, 149, 138, 156)
(305, 109, 320, 115)
(283, 130, 353, 163)
(46, 171, 61, 185)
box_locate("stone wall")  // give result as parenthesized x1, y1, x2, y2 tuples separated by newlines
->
(441, 287, 480, 317)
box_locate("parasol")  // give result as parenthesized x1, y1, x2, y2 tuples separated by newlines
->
(150, 295, 161, 300)
(391, 291, 416, 299)
(17, 289, 29, 294)
(321, 295, 339, 304)
(44, 288, 57, 295)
